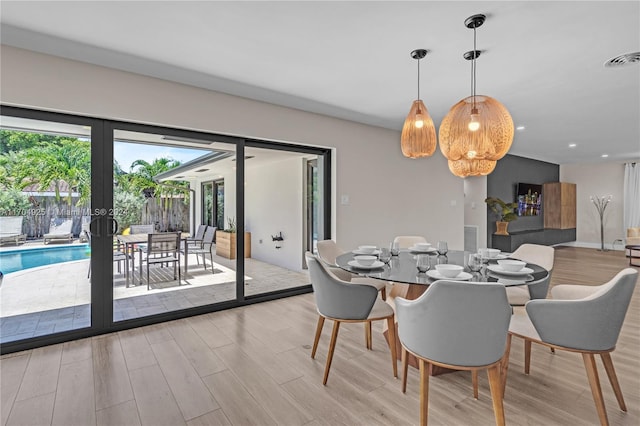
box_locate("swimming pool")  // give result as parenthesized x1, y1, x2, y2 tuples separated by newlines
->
(0, 245, 90, 274)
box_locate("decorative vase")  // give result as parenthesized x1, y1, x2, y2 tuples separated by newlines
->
(495, 221, 509, 235)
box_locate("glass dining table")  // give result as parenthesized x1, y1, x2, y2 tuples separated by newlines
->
(336, 249, 549, 299)
(335, 249, 549, 375)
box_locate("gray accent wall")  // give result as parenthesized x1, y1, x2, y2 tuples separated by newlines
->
(486, 155, 559, 246)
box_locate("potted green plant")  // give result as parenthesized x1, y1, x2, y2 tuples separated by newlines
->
(484, 197, 518, 235)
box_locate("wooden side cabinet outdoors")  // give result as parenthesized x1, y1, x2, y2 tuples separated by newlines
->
(216, 231, 251, 259)
(543, 182, 576, 229)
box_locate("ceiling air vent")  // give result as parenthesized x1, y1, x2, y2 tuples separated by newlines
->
(604, 52, 640, 68)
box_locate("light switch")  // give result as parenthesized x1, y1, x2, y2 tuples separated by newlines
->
(341, 195, 350, 205)
(450, 200, 457, 207)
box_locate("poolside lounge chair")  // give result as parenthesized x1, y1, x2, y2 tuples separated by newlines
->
(43, 219, 74, 244)
(0, 216, 27, 246)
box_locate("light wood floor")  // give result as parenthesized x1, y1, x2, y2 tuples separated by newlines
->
(1, 246, 638, 425)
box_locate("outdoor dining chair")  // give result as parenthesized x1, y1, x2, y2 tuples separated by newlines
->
(185, 224, 208, 249)
(183, 226, 216, 272)
(138, 232, 182, 290)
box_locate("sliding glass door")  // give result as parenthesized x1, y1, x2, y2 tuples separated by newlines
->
(111, 127, 238, 322)
(0, 108, 105, 346)
(1, 106, 331, 354)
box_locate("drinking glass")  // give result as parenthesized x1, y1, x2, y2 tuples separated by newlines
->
(378, 247, 391, 264)
(390, 241, 400, 256)
(468, 253, 483, 273)
(416, 254, 432, 273)
(437, 241, 448, 255)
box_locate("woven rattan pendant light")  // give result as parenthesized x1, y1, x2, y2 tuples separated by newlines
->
(439, 14, 514, 177)
(401, 49, 437, 158)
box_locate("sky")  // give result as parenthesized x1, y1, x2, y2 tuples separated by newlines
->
(113, 141, 206, 171)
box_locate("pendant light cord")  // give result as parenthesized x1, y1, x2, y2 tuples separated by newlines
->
(472, 25, 477, 109)
(417, 58, 421, 101)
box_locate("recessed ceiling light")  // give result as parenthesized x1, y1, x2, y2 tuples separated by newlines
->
(516, 126, 525, 131)
(569, 143, 577, 148)
(601, 154, 609, 158)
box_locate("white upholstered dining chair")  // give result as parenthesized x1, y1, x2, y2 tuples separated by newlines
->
(393, 235, 427, 249)
(505, 243, 555, 306)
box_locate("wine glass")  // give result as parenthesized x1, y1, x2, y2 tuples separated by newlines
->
(378, 247, 391, 264)
(416, 254, 432, 273)
(390, 241, 400, 256)
(468, 253, 483, 273)
(437, 241, 448, 256)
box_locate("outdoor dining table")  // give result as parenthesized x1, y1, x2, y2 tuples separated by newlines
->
(335, 249, 549, 375)
(116, 232, 190, 287)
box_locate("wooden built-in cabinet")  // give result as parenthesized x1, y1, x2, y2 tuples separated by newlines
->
(216, 231, 251, 259)
(543, 182, 576, 229)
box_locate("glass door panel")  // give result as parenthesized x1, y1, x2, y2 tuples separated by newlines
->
(112, 129, 237, 321)
(242, 146, 321, 297)
(0, 115, 93, 343)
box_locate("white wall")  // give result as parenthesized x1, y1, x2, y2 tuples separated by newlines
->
(0, 45, 465, 254)
(463, 176, 488, 250)
(560, 162, 626, 250)
(245, 157, 304, 271)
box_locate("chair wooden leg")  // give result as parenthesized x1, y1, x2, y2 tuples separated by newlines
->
(501, 334, 512, 399)
(600, 352, 627, 412)
(419, 358, 429, 426)
(311, 316, 325, 359)
(381, 287, 387, 301)
(323, 320, 341, 385)
(365, 321, 372, 350)
(582, 353, 609, 426)
(487, 365, 506, 426)
(524, 339, 532, 374)
(401, 347, 409, 393)
(386, 316, 398, 378)
(472, 370, 479, 399)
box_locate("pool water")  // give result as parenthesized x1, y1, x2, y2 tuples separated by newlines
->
(0, 245, 90, 274)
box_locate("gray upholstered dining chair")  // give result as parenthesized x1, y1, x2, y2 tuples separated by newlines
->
(507, 268, 638, 426)
(316, 239, 386, 300)
(305, 252, 397, 385)
(393, 235, 427, 249)
(505, 243, 555, 305)
(396, 280, 512, 426)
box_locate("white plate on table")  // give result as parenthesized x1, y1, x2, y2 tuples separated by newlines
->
(352, 249, 381, 255)
(494, 253, 510, 260)
(487, 264, 534, 276)
(426, 270, 473, 281)
(348, 260, 384, 270)
(409, 246, 438, 253)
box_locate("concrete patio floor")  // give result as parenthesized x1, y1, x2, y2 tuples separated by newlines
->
(0, 248, 310, 343)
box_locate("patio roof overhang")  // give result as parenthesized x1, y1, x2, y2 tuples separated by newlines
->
(153, 150, 233, 182)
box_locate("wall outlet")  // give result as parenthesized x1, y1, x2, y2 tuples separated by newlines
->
(259, 239, 263, 244)
(341, 194, 350, 205)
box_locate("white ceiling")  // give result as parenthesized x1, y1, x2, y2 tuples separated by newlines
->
(1, 1, 639, 165)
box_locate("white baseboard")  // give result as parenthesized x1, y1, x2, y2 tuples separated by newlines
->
(557, 241, 626, 251)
